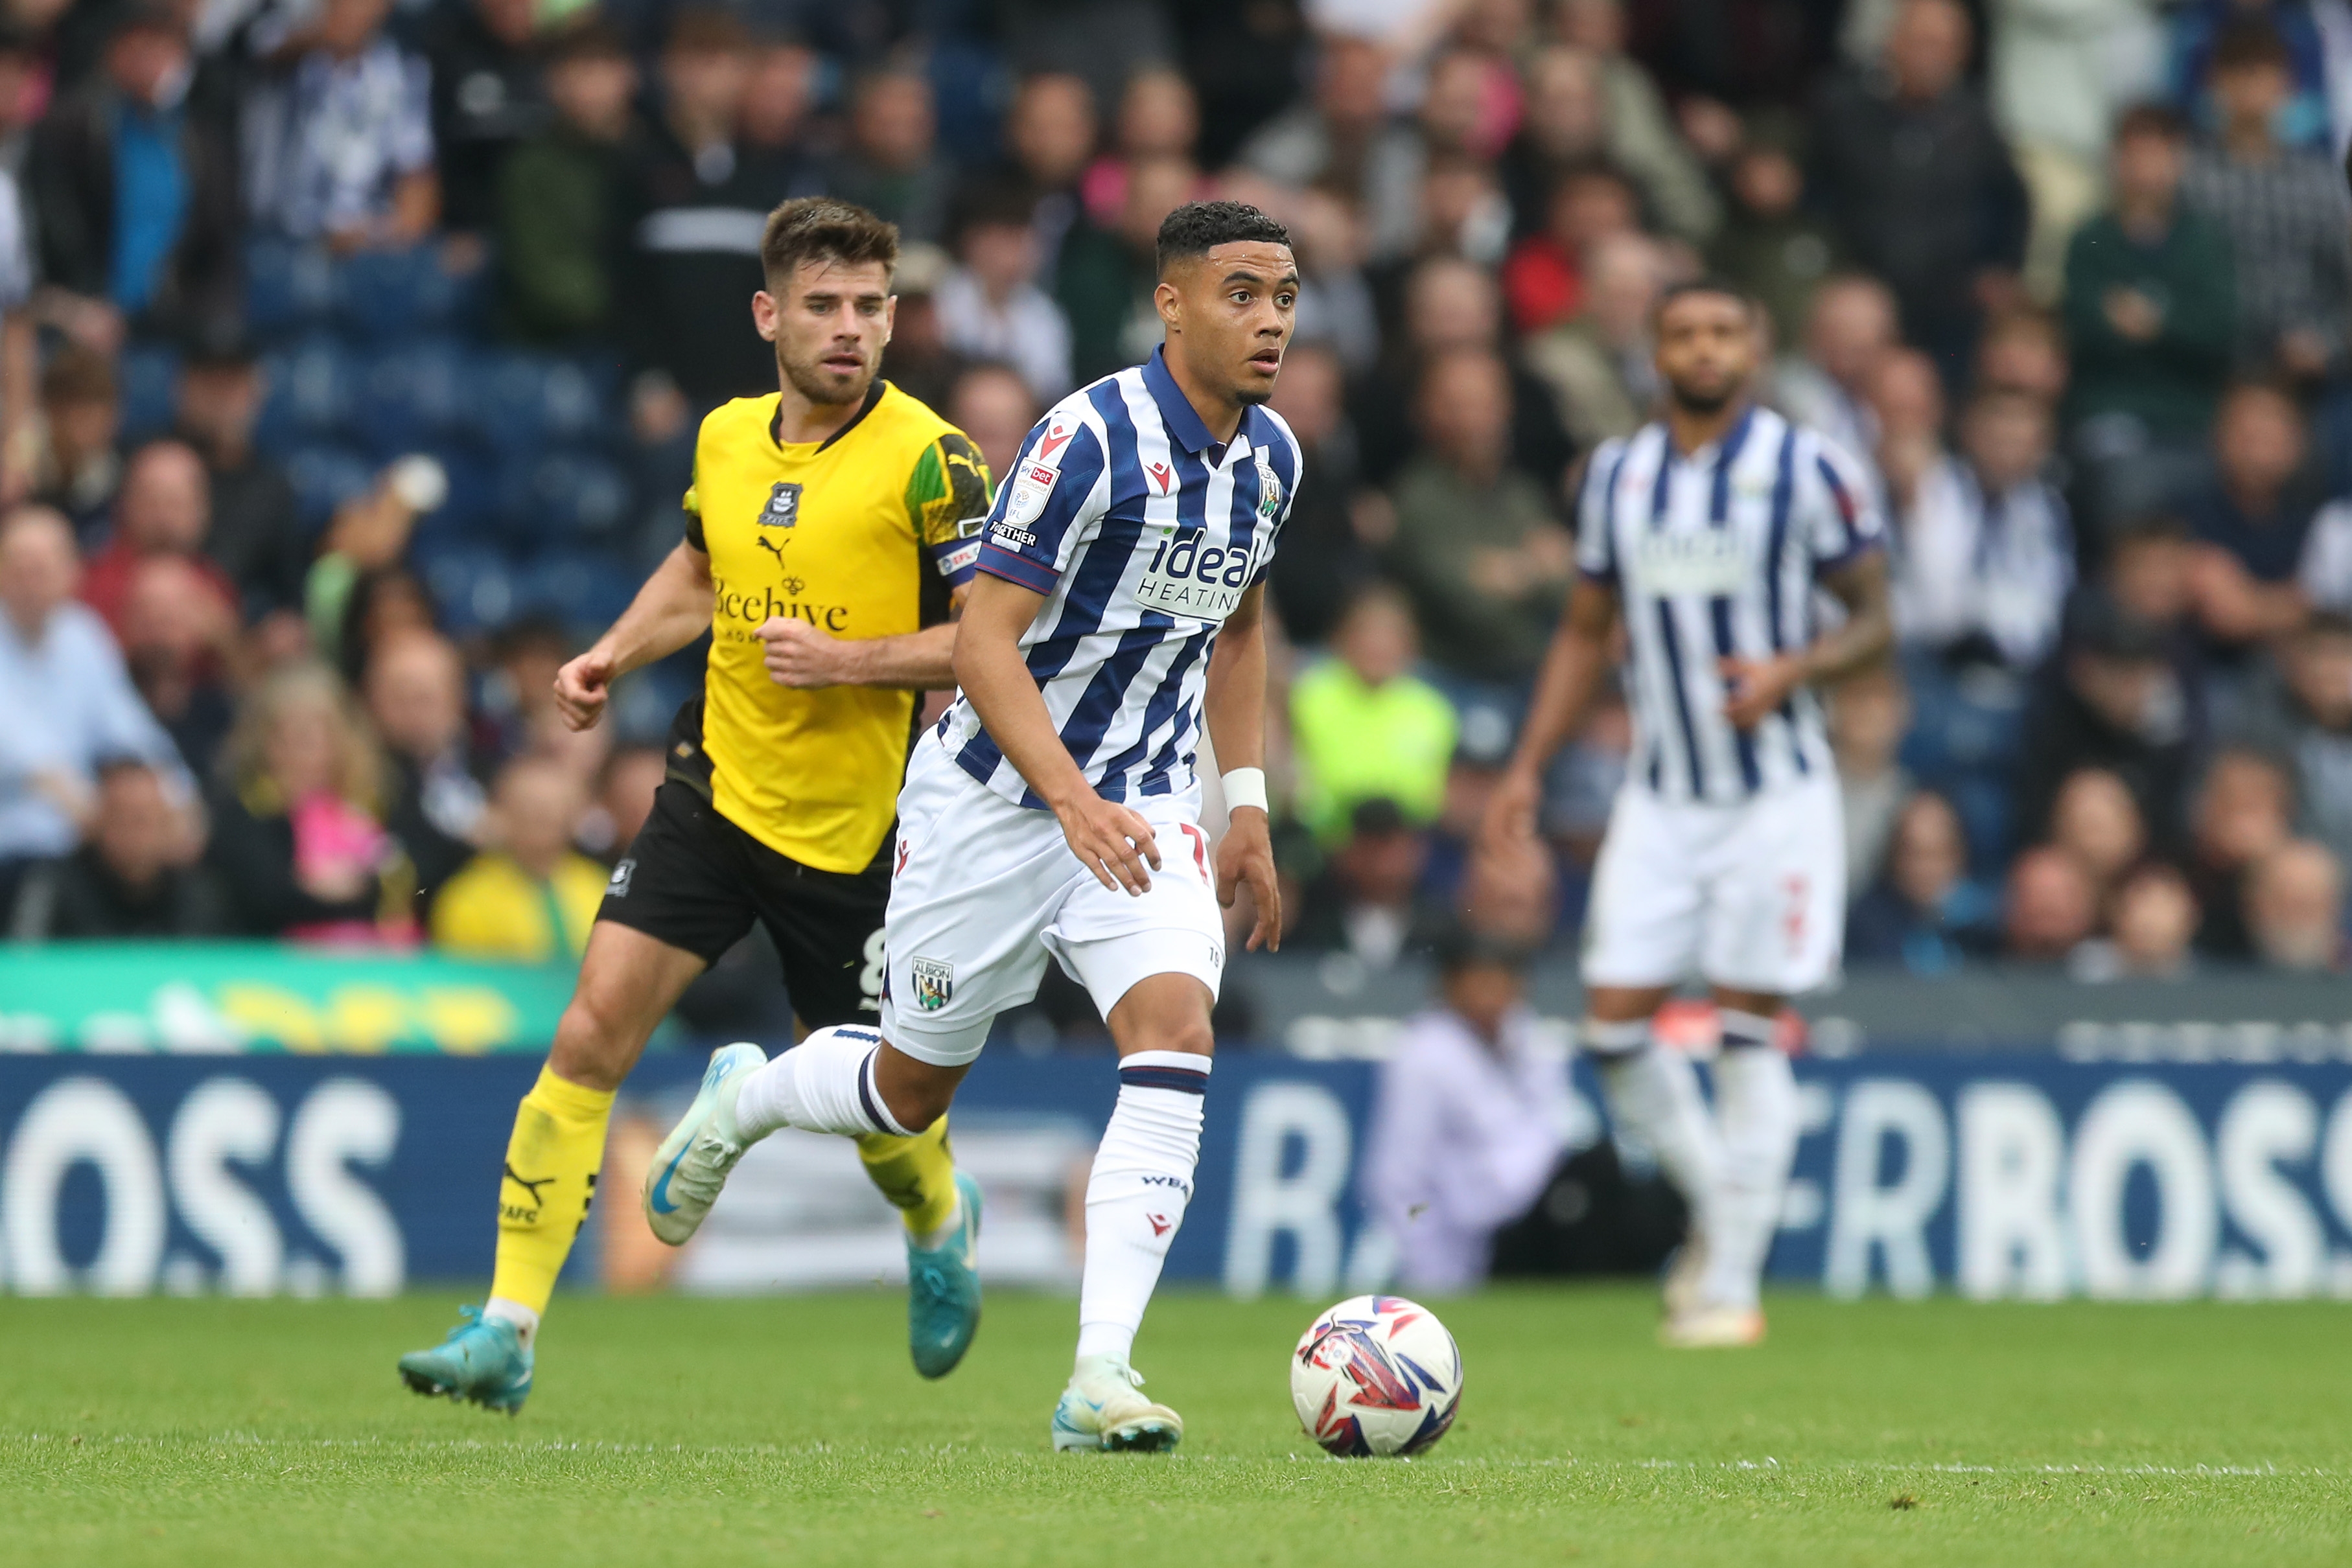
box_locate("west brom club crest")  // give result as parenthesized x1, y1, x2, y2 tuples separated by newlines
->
(760, 481, 803, 527)
(912, 956, 955, 1010)
(1257, 463, 1283, 520)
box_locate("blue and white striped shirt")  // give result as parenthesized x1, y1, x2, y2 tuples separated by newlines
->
(939, 346, 1303, 809)
(1577, 406, 1883, 805)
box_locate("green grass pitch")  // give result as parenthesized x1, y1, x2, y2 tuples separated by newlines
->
(4, 1286, 2349, 1566)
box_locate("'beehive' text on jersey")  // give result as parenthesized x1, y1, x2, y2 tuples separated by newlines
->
(1577, 405, 1883, 805)
(937, 346, 1303, 808)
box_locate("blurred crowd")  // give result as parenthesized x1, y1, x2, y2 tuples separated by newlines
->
(2, 0, 2351, 991)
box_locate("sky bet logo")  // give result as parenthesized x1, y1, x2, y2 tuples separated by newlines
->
(1135, 529, 1255, 623)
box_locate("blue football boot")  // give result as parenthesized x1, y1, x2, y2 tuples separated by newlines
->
(398, 1306, 533, 1414)
(907, 1170, 984, 1378)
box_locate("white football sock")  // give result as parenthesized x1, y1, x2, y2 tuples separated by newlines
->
(1585, 1019, 1725, 1244)
(1702, 1013, 1800, 1312)
(731, 1026, 911, 1140)
(1075, 1050, 1211, 1366)
(482, 1296, 539, 1350)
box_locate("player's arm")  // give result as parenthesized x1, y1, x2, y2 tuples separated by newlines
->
(758, 615, 959, 690)
(553, 540, 714, 732)
(1720, 443, 1893, 729)
(953, 571, 1162, 896)
(1203, 581, 1279, 951)
(1481, 577, 1622, 848)
(1719, 549, 1893, 728)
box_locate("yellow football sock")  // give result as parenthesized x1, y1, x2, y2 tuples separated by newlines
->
(856, 1117, 958, 1239)
(489, 1065, 616, 1317)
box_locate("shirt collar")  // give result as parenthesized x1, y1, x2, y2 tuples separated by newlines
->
(1143, 345, 1220, 457)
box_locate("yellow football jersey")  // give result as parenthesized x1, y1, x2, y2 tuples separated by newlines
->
(675, 381, 991, 873)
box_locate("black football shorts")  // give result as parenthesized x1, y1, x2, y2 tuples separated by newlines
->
(596, 778, 889, 1030)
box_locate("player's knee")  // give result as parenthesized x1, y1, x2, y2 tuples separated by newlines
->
(872, 1047, 962, 1134)
(1121, 1011, 1216, 1062)
(879, 1080, 953, 1135)
(550, 991, 637, 1091)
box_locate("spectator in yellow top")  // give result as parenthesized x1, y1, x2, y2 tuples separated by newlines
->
(1290, 584, 1459, 845)
(430, 756, 607, 962)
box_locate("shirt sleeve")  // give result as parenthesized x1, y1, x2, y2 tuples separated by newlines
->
(1574, 441, 1624, 582)
(904, 429, 994, 588)
(1807, 433, 1885, 574)
(679, 426, 708, 552)
(975, 412, 1106, 596)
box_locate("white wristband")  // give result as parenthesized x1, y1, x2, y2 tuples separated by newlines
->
(1220, 767, 1268, 815)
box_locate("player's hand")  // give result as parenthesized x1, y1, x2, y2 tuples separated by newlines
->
(553, 647, 617, 731)
(757, 616, 859, 688)
(1055, 792, 1161, 896)
(1216, 807, 1281, 952)
(1479, 764, 1543, 856)
(1719, 652, 1804, 730)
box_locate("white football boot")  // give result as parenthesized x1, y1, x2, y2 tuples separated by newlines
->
(1661, 1232, 1710, 1319)
(1049, 1354, 1184, 1453)
(1659, 1304, 1766, 1348)
(641, 1042, 765, 1246)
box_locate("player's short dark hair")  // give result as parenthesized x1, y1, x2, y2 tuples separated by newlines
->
(1651, 275, 1758, 328)
(2113, 101, 2188, 146)
(1155, 200, 1290, 277)
(760, 196, 900, 292)
(2209, 17, 2291, 76)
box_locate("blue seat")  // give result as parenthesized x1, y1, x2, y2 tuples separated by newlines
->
(407, 443, 496, 547)
(415, 542, 518, 634)
(468, 350, 613, 455)
(284, 443, 377, 533)
(518, 549, 636, 630)
(338, 247, 472, 344)
(246, 238, 339, 338)
(496, 448, 633, 544)
(358, 338, 472, 461)
(118, 345, 180, 443)
(255, 335, 361, 457)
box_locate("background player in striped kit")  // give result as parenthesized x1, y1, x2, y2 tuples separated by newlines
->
(637, 202, 1298, 1450)
(1481, 279, 1894, 1347)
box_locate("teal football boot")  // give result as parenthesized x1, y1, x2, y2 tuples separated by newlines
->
(906, 1170, 984, 1378)
(397, 1306, 533, 1414)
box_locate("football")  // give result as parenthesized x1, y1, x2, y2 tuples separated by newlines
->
(1290, 1295, 1463, 1457)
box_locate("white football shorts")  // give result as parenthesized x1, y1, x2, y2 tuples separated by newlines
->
(1580, 772, 1845, 997)
(878, 731, 1227, 1066)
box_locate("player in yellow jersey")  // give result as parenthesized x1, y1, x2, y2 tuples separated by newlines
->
(399, 199, 990, 1414)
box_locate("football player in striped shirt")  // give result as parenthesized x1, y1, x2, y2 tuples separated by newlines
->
(640, 201, 1298, 1451)
(1482, 278, 1894, 1346)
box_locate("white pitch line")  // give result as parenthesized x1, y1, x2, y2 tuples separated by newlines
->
(1, 1435, 2340, 1478)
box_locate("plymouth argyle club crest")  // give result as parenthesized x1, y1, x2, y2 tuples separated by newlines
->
(760, 481, 803, 526)
(912, 956, 955, 1010)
